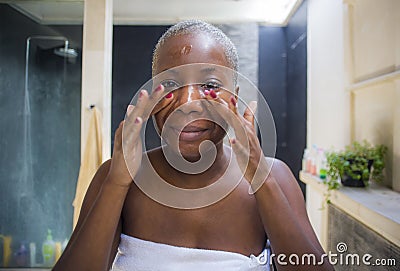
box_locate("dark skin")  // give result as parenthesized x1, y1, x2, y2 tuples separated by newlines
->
(54, 33, 334, 271)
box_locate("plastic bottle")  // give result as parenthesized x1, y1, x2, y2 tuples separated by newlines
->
(0, 235, 12, 267)
(29, 242, 36, 267)
(42, 229, 55, 267)
(15, 243, 28, 266)
(319, 151, 328, 179)
(302, 149, 309, 172)
(316, 148, 324, 175)
(310, 145, 317, 175)
(54, 242, 62, 263)
(306, 149, 312, 173)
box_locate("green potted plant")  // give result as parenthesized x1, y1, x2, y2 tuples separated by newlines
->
(325, 140, 387, 188)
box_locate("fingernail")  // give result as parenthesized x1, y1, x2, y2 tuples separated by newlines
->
(134, 117, 141, 124)
(155, 84, 163, 92)
(165, 92, 173, 99)
(230, 96, 236, 106)
(139, 90, 144, 98)
(204, 90, 210, 95)
(127, 105, 134, 114)
(210, 90, 217, 99)
(231, 138, 236, 144)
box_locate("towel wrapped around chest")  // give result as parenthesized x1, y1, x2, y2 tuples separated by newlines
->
(111, 234, 271, 271)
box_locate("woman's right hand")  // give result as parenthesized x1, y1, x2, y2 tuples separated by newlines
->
(107, 84, 172, 187)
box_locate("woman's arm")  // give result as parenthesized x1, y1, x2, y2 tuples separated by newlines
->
(208, 94, 334, 271)
(53, 160, 127, 271)
(253, 159, 334, 271)
(54, 86, 168, 271)
(53, 115, 140, 271)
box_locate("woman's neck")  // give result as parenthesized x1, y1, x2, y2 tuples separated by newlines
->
(155, 142, 231, 189)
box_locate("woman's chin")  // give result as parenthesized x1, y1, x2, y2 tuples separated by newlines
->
(178, 145, 202, 162)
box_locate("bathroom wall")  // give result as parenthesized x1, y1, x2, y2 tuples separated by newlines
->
(350, 0, 400, 190)
(307, 0, 350, 151)
(111, 25, 169, 150)
(259, 0, 307, 192)
(307, 0, 400, 190)
(0, 4, 81, 266)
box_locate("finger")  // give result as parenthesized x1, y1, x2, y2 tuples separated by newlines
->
(230, 138, 250, 161)
(126, 105, 135, 117)
(203, 89, 229, 107)
(132, 85, 165, 120)
(151, 87, 174, 116)
(123, 116, 143, 147)
(229, 95, 238, 115)
(205, 96, 245, 138)
(141, 84, 165, 119)
(203, 90, 251, 142)
(113, 120, 125, 150)
(126, 89, 149, 123)
(204, 94, 234, 120)
(243, 101, 257, 126)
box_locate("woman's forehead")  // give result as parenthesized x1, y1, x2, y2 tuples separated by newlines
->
(154, 33, 230, 74)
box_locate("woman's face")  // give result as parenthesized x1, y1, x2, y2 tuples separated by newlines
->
(153, 33, 235, 161)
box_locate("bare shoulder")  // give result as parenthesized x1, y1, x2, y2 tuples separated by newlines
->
(266, 157, 297, 183)
(94, 159, 112, 181)
(264, 158, 327, 255)
(265, 157, 305, 205)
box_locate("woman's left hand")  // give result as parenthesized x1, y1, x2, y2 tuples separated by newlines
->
(205, 91, 271, 192)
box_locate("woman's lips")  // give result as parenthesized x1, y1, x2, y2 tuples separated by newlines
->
(171, 125, 209, 142)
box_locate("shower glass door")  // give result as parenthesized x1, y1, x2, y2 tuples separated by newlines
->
(0, 3, 82, 268)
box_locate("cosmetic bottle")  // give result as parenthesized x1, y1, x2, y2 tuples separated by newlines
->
(15, 243, 28, 266)
(302, 149, 309, 172)
(29, 242, 36, 267)
(42, 229, 55, 267)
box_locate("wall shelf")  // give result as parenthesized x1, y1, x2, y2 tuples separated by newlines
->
(347, 69, 400, 92)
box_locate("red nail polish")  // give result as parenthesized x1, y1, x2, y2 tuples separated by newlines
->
(210, 90, 217, 99)
(139, 90, 144, 98)
(231, 138, 236, 144)
(135, 117, 140, 124)
(165, 92, 173, 99)
(204, 90, 210, 95)
(230, 96, 236, 106)
(155, 84, 163, 92)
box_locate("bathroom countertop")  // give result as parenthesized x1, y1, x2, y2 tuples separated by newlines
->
(300, 171, 400, 247)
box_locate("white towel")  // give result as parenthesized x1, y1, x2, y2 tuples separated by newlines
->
(111, 234, 271, 271)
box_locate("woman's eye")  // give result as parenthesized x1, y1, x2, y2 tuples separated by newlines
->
(201, 81, 222, 91)
(161, 80, 180, 90)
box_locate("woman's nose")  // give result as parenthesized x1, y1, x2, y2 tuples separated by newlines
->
(174, 84, 205, 114)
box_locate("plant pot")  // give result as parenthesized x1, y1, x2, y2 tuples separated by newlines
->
(341, 172, 367, 187)
(340, 159, 373, 187)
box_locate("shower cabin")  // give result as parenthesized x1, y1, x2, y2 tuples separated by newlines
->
(0, 4, 82, 269)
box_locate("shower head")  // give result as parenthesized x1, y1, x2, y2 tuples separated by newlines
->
(53, 40, 78, 59)
(54, 47, 78, 58)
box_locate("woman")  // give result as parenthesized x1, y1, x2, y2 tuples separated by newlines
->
(54, 20, 334, 271)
